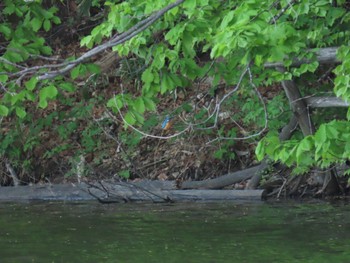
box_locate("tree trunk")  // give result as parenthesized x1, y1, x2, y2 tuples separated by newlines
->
(277, 66, 315, 136)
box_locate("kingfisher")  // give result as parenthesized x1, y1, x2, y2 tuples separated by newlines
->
(161, 116, 173, 130)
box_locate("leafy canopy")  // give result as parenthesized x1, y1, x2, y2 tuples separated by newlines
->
(1, 0, 350, 175)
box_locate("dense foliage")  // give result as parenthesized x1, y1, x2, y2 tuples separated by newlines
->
(1, 0, 350, 184)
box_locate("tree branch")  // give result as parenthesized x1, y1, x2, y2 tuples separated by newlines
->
(35, 0, 185, 80)
(264, 47, 339, 68)
(305, 96, 349, 108)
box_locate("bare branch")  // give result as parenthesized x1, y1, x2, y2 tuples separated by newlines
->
(0, 57, 26, 70)
(110, 103, 191, 140)
(206, 65, 268, 143)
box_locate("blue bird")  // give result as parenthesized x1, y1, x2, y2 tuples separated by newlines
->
(161, 116, 173, 130)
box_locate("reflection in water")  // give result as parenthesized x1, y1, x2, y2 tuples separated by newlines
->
(0, 201, 349, 262)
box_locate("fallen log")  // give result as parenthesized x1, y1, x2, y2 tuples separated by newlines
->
(152, 189, 265, 202)
(88, 180, 265, 202)
(0, 182, 265, 202)
(0, 184, 94, 201)
(179, 165, 265, 189)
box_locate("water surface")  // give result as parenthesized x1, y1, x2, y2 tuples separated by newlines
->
(0, 201, 349, 262)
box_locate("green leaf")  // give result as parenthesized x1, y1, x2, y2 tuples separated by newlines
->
(143, 97, 156, 111)
(107, 96, 123, 109)
(133, 97, 145, 114)
(165, 24, 184, 45)
(31, 17, 42, 32)
(255, 55, 263, 67)
(220, 11, 234, 30)
(71, 65, 81, 80)
(0, 105, 9, 116)
(296, 137, 314, 165)
(0, 74, 8, 83)
(183, 0, 196, 10)
(39, 85, 58, 108)
(3, 4, 16, 15)
(0, 24, 11, 38)
(124, 111, 136, 126)
(315, 124, 327, 144)
(161, 72, 177, 94)
(25, 91, 35, 101)
(25, 77, 38, 91)
(81, 35, 94, 48)
(41, 85, 58, 99)
(182, 31, 195, 57)
(255, 140, 265, 161)
(214, 148, 227, 159)
(60, 82, 76, 92)
(326, 124, 339, 138)
(86, 64, 101, 74)
(52, 16, 61, 25)
(43, 19, 51, 32)
(141, 68, 154, 83)
(183, 0, 197, 17)
(119, 170, 130, 178)
(11, 91, 26, 105)
(5, 51, 23, 63)
(15, 107, 26, 118)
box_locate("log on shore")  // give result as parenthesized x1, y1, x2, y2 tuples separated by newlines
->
(180, 165, 266, 190)
(0, 184, 95, 201)
(150, 189, 265, 202)
(0, 182, 265, 202)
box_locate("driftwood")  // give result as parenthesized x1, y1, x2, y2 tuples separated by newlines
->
(0, 181, 265, 202)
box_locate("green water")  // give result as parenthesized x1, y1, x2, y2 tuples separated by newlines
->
(0, 201, 349, 263)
